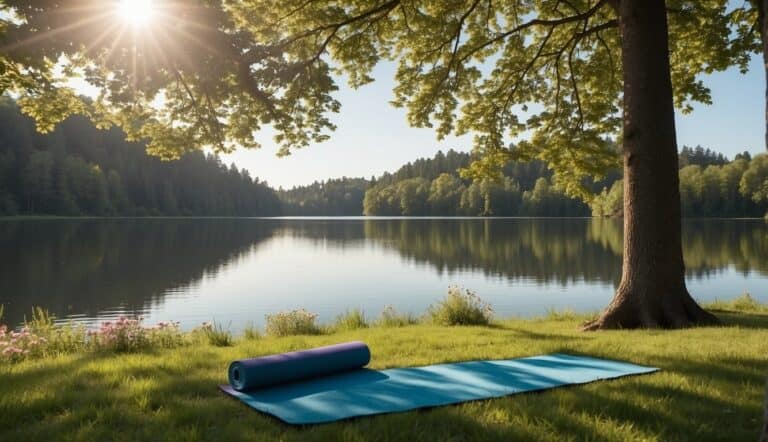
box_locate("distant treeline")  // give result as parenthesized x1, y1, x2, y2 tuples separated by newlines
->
(278, 178, 368, 216)
(0, 98, 281, 216)
(2, 96, 766, 218)
(280, 150, 595, 216)
(591, 147, 767, 218)
(282, 146, 768, 218)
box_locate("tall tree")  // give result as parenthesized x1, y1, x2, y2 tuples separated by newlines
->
(747, 0, 768, 151)
(0, 1, 747, 328)
(727, 1, 768, 151)
(581, 0, 716, 328)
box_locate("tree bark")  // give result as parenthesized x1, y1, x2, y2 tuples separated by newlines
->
(583, 0, 719, 330)
(761, 377, 768, 442)
(761, 0, 768, 151)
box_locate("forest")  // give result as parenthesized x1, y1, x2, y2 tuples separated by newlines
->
(2, 98, 767, 218)
(286, 146, 768, 218)
(0, 98, 281, 216)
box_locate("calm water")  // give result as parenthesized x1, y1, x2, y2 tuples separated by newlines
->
(1, 218, 767, 330)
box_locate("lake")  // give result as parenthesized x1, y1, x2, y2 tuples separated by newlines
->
(1, 218, 767, 331)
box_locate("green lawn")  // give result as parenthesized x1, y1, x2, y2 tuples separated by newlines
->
(1, 307, 767, 441)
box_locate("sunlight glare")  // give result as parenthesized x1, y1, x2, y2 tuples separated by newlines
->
(117, 0, 156, 27)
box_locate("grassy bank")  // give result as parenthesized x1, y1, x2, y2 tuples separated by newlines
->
(1, 301, 767, 441)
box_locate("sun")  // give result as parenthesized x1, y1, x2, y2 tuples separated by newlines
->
(116, 0, 156, 27)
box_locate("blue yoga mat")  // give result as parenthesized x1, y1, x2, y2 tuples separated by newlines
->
(220, 344, 658, 425)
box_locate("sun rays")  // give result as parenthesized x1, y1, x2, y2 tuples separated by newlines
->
(116, 0, 156, 28)
(0, 0, 225, 93)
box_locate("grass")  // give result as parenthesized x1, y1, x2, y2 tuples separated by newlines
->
(265, 309, 321, 337)
(427, 286, 494, 326)
(707, 292, 768, 313)
(200, 322, 234, 347)
(1, 301, 767, 441)
(332, 309, 368, 331)
(375, 305, 419, 327)
(543, 307, 584, 322)
(242, 323, 261, 340)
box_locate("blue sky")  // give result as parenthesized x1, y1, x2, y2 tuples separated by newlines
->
(222, 56, 765, 189)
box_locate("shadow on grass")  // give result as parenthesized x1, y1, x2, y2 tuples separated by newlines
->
(94, 348, 733, 441)
(2, 314, 766, 441)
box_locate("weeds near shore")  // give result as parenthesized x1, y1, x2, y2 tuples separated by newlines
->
(243, 322, 261, 340)
(376, 305, 418, 327)
(265, 309, 320, 337)
(333, 309, 368, 331)
(427, 286, 493, 326)
(2, 290, 766, 365)
(199, 321, 233, 347)
(707, 292, 768, 313)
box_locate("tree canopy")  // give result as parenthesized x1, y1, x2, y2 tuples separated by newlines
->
(0, 1, 757, 198)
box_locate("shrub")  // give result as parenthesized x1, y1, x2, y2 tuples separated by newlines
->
(25, 307, 56, 336)
(242, 323, 261, 340)
(2, 309, 187, 361)
(730, 293, 764, 311)
(707, 292, 767, 313)
(0, 325, 47, 362)
(199, 321, 233, 347)
(87, 317, 185, 352)
(147, 320, 184, 348)
(376, 305, 419, 327)
(427, 286, 493, 326)
(333, 309, 368, 331)
(45, 323, 88, 355)
(88, 317, 150, 352)
(24, 307, 86, 355)
(265, 309, 321, 337)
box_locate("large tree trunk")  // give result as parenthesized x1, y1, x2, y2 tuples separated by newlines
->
(583, 0, 719, 330)
(761, 377, 768, 442)
(761, 0, 768, 151)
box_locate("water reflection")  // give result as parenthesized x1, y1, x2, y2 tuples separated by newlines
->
(0, 219, 275, 325)
(0, 218, 766, 328)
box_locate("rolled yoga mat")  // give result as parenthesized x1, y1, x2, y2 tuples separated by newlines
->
(220, 346, 658, 425)
(228, 341, 371, 391)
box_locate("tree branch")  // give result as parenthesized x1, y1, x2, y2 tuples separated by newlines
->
(279, 0, 401, 48)
(458, 0, 610, 65)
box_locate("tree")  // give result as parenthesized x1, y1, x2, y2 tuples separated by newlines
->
(735, 1, 768, 151)
(396, 178, 430, 216)
(459, 182, 483, 216)
(0, 1, 745, 328)
(21, 151, 54, 212)
(762, 380, 768, 442)
(757, 0, 768, 152)
(591, 180, 623, 217)
(428, 173, 465, 215)
(740, 154, 768, 206)
(0, 99, 282, 216)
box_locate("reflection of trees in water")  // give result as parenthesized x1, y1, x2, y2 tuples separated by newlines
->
(0, 219, 275, 325)
(682, 220, 768, 278)
(359, 218, 768, 286)
(362, 219, 624, 286)
(274, 219, 367, 245)
(1, 218, 764, 325)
